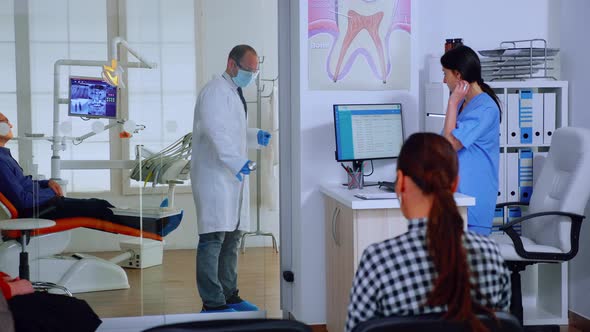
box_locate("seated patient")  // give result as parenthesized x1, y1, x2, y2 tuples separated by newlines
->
(1, 271, 102, 332)
(346, 133, 511, 332)
(0, 112, 115, 221)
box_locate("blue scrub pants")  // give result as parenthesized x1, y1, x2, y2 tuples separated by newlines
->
(196, 229, 243, 309)
(468, 225, 492, 236)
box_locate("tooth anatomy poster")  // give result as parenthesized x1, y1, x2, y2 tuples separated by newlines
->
(308, 0, 411, 90)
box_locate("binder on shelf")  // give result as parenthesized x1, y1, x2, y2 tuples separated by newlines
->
(519, 90, 533, 144)
(508, 206, 522, 235)
(543, 92, 557, 145)
(506, 151, 519, 201)
(518, 149, 534, 203)
(497, 153, 505, 204)
(507, 90, 544, 145)
(532, 92, 544, 145)
(492, 207, 505, 234)
(499, 97, 507, 145)
(507, 93, 520, 145)
(498, 94, 507, 145)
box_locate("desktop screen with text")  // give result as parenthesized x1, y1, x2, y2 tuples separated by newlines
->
(334, 104, 403, 161)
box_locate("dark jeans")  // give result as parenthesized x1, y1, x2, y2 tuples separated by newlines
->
(197, 229, 243, 308)
(23, 196, 115, 221)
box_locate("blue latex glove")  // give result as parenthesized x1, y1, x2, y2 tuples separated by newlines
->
(235, 160, 252, 182)
(257, 130, 271, 146)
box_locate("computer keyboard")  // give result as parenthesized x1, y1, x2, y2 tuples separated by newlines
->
(378, 181, 396, 192)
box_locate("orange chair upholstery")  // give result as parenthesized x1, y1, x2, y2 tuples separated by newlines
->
(0, 192, 177, 241)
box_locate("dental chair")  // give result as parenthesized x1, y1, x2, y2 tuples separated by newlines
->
(0, 136, 190, 294)
(491, 127, 590, 329)
(0, 192, 183, 294)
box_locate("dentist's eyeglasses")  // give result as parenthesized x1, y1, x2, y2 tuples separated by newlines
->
(233, 58, 259, 76)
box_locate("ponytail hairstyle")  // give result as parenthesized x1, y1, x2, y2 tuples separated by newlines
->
(397, 133, 493, 332)
(441, 45, 502, 121)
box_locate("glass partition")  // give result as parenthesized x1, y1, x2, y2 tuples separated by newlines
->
(0, 0, 280, 328)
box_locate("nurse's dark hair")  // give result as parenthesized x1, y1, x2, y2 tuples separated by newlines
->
(397, 133, 493, 332)
(228, 44, 257, 63)
(441, 45, 502, 121)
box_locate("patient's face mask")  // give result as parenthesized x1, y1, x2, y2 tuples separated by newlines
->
(0, 121, 11, 137)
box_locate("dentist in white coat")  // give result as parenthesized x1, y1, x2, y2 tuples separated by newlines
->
(191, 45, 271, 313)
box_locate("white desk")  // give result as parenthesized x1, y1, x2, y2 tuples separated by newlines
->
(320, 184, 475, 332)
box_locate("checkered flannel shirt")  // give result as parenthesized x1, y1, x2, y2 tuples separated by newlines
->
(345, 218, 511, 332)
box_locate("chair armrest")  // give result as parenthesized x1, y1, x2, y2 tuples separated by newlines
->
(499, 211, 584, 231)
(500, 211, 585, 261)
(495, 201, 529, 209)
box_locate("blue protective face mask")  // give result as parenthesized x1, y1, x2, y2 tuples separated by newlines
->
(232, 68, 256, 88)
(0, 122, 9, 136)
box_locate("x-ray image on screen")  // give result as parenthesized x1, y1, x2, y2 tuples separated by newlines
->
(69, 76, 117, 119)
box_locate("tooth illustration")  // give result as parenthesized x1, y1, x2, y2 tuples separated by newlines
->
(308, 0, 411, 85)
(332, 10, 386, 83)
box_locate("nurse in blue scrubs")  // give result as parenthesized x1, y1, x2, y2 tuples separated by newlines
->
(440, 45, 501, 235)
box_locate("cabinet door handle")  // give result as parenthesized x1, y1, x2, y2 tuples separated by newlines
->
(331, 207, 341, 246)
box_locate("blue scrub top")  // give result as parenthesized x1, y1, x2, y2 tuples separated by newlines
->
(452, 93, 500, 236)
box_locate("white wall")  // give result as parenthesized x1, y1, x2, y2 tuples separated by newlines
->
(561, 0, 590, 320)
(290, 0, 418, 324)
(289, 0, 556, 324)
(416, 0, 560, 128)
(66, 0, 279, 252)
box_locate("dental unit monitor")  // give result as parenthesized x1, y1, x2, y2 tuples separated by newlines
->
(333, 103, 404, 173)
(69, 76, 118, 119)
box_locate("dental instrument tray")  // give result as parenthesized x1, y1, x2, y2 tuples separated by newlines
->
(110, 207, 183, 237)
(110, 207, 180, 218)
(479, 47, 559, 58)
(478, 39, 559, 81)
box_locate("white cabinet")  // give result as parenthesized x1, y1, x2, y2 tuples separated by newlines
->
(320, 184, 473, 332)
(323, 195, 407, 332)
(424, 83, 449, 133)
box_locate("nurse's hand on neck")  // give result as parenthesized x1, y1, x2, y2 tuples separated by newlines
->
(449, 80, 470, 107)
(450, 80, 484, 109)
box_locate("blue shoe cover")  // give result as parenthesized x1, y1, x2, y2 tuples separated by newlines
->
(227, 300, 259, 311)
(200, 307, 237, 313)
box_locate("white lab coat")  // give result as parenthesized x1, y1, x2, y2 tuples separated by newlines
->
(191, 73, 261, 235)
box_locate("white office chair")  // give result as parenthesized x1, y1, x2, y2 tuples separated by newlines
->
(491, 127, 590, 327)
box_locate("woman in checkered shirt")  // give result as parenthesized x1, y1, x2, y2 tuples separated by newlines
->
(346, 133, 511, 332)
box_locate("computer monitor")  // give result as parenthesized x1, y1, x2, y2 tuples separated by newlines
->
(333, 103, 404, 172)
(69, 76, 118, 119)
